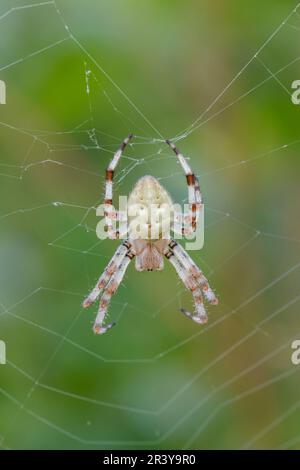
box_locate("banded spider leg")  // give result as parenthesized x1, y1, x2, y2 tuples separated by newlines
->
(104, 133, 133, 239)
(165, 240, 218, 323)
(83, 240, 135, 334)
(166, 140, 202, 237)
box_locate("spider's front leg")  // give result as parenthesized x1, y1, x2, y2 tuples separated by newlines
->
(171, 240, 218, 305)
(165, 240, 218, 324)
(166, 250, 208, 324)
(93, 249, 135, 334)
(83, 241, 134, 333)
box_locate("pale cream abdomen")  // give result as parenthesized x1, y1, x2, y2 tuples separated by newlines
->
(128, 175, 173, 241)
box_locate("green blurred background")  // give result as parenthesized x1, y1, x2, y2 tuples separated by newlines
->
(0, 0, 300, 450)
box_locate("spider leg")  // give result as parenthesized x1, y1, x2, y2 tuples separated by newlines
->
(165, 246, 208, 324)
(172, 210, 191, 238)
(166, 139, 202, 234)
(104, 134, 133, 239)
(171, 220, 199, 238)
(93, 249, 135, 334)
(82, 241, 132, 308)
(180, 307, 207, 324)
(169, 240, 218, 305)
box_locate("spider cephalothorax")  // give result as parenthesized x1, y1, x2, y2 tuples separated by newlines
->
(83, 134, 218, 334)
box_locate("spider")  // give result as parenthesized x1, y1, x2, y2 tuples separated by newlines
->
(83, 134, 218, 334)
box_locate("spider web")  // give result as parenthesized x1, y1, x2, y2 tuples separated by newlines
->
(0, 0, 300, 450)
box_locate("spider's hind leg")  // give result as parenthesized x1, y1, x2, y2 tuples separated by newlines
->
(166, 139, 202, 234)
(104, 134, 133, 239)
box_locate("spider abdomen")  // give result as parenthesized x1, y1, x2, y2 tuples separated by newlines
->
(128, 175, 173, 241)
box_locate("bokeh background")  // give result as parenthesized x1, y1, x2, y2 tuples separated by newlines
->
(0, 0, 300, 450)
